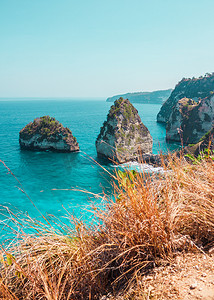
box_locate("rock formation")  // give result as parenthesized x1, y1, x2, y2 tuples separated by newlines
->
(96, 98, 153, 163)
(107, 89, 172, 105)
(157, 73, 214, 123)
(166, 95, 214, 144)
(19, 116, 79, 152)
(184, 128, 214, 157)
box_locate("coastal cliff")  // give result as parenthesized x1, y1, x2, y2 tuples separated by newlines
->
(184, 127, 214, 156)
(166, 95, 214, 144)
(19, 116, 79, 152)
(107, 89, 172, 104)
(96, 97, 152, 163)
(157, 73, 214, 123)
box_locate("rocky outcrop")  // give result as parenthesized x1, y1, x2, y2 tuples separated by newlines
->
(96, 98, 153, 163)
(107, 89, 172, 104)
(157, 73, 214, 123)
(184, 128, 214, 157)
(19, 116, 79, 152)
(166, 95, 214, 144)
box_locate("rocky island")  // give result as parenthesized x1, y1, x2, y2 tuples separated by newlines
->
(19, 116, 79, 152)
(96, 97, 153, 163)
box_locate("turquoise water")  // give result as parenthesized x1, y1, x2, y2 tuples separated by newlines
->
(0, 100, 180, 236)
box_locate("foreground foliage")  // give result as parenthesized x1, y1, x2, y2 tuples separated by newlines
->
(0, 154, 214, 299)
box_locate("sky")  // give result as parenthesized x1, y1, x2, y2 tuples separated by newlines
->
(0, 0, 214, 98)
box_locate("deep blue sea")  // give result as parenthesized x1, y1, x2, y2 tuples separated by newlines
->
(0, 100, 180, 238)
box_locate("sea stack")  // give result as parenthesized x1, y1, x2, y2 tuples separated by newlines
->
(96, 97, 153, 163)
(19, 116, 79, 152)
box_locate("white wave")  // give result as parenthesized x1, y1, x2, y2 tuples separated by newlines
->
(113, 161, 166, 174)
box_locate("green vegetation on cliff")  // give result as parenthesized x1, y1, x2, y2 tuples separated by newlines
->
(20, 116, 72, 141)
(19, 116, 79, 152)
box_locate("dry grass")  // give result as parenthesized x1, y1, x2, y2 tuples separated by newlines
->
(0, 153, 214, 299)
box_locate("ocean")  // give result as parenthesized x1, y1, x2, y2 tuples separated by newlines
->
(0, 100, 180, 238)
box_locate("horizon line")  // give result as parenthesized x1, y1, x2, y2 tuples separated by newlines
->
(0, 97, 107, 101)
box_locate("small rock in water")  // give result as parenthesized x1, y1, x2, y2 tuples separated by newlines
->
(19, 116, 79, 152)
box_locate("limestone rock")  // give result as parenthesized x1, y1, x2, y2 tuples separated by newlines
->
(166, 95, 214, 144)
(96, 98, 153, 163)
(19, 116, 79, 152)
(184, 128, 214, 157)
(157, 73, 214, 123)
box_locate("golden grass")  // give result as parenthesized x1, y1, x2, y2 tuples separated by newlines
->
(0, 154, 214, 299)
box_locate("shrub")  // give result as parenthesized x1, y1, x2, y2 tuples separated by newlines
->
(0, 154, 213, 299)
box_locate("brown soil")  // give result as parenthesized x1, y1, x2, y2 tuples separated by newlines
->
(144, 252, 214, 300)
(102, 251, 214, 300)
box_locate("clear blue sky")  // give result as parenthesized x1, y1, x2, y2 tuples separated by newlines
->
(0, 0, 214, 98)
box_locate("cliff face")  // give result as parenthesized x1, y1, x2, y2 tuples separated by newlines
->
(107, 89, 172, 104)
(157, 73, 214, 123)
(184, 128, 214, 157)
(166, 95, 214, 144)
(96, 98, 152, 163)
(19, 116, 79, 152)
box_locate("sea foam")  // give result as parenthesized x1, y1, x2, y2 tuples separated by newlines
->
(113, 161, 166, 174)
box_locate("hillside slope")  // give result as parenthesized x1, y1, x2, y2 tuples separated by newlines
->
(106, 89, 172, 104)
